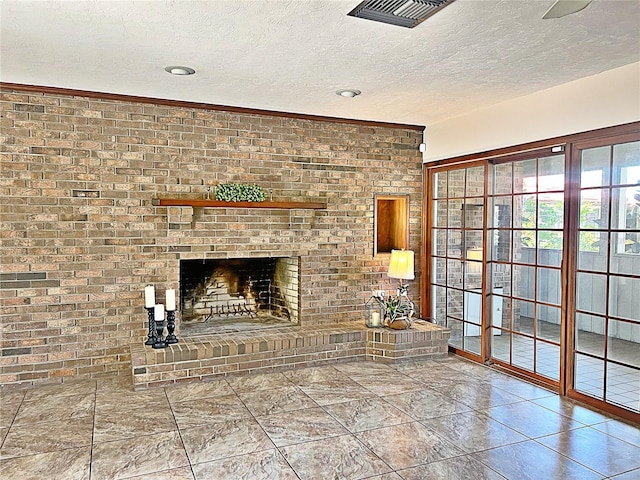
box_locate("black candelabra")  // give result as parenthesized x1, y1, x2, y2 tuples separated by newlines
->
(143, 285, 179, 348)
(144, 306, 179, 348)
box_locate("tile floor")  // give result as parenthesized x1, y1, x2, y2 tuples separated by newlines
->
(1, 355, 639, 480)
(454, 316, 640, 413)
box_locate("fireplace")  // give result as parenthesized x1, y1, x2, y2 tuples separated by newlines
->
(179, 257, 299, 335)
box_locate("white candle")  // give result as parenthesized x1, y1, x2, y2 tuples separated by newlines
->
(154, 303, 165, 321)
(370, 311, 381, 327)
(166, 289, 176, 311)
(144, 285, 155, 308)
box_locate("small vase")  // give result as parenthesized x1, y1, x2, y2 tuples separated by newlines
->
(388, 318, 411, 330)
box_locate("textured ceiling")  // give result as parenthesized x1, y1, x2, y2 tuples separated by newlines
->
(1, 0, 639, 127)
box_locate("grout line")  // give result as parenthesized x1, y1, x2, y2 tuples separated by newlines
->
(162, 387, 195, 479)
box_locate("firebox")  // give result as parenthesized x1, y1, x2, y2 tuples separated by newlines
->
(179, 257, 299, 335)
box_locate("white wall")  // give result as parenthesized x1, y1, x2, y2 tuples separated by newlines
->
(424, 62, 640, 162)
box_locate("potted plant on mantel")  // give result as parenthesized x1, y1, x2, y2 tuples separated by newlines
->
(215, 183, 267, 202)
(384, 294, 415, 330)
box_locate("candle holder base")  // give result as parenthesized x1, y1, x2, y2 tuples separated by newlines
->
(152, 339, 167, 349)
(153, 317, 167, 349)
(165, 310, 179, 344)
(145, 307, 156, 345)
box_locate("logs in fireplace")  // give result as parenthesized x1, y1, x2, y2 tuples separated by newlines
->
(179, 257, 299, 326)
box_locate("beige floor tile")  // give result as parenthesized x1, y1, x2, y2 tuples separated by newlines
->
(537, 426, 640, 477)
(384, 388, 471, 420)
(532, 395, 614, 425)
(592, 418, 640, 447)
(299, 378, 376, 406)
(192, 448, 298, 480)
(13, 393, 94, 425)
(1, 418, 93, 459)
(356, 421, 463, 470)
(96, 387, 169, 408)
(474, 440, 603, 480)
(349, 372, 425, 396)
(398, 456, 506, 480)
(280, 434, 391, 480)
(180, 418, 274, 465)
(283, 365, 352, 387)
(226, 372, 294, 394)
(420, 411, 527, 453)
(164, 378, 234, 403)
(483, 401, 583, 438)
(323, 396, 413, 432)
(93, 403, 178, 443)
(91, 430, 189, 480)
(237, 384, 317, 416)
(433, 382, 524, 410)
(170, 393, 252, 428)
(256, 406, 348, 447)
(22, 379, 96, 402)
(0, 446, 90, 480)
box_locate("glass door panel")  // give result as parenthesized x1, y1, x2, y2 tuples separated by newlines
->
(572, 140, 640, 414)
(431, 164, 486, 358)
(488, 154, 564, 382)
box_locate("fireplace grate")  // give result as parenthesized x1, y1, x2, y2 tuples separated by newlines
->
(179, 258, 298, 330)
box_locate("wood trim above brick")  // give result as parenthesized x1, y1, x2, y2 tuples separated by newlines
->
(152, 198, 327, 209)
(0, 82, 426, 132)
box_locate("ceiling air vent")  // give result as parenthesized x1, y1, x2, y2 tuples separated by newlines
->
(348, 0, 455, 28)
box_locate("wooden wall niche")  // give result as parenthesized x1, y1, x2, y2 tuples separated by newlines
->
(374, 194, 409, 256)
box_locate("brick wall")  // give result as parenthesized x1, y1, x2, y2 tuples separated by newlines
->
(0, 88, 424, 386)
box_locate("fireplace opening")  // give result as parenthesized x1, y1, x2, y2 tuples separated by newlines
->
(179, 257, 299, 335)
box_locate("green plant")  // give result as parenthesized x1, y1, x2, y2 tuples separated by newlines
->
(215, 183, 266, 202)
(384, 295, 414, 323)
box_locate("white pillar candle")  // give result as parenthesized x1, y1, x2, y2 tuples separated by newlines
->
(166, 289, 176, 311)
(144, 285, 155, 308)
(370, 311, 381, 327)
(154, 303, 165, 321)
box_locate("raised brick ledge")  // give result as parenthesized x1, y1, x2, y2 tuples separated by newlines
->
(131, 321, 450, 389)
(366, 320, 451, 362)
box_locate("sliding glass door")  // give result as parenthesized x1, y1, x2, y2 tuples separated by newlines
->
(426, 128, 640, 418)
(487, 152, 564, 384)
(570, 137, 640, 412)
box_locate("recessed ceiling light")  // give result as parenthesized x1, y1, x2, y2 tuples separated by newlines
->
(164, 66, 196, 75)
(336, 89, 361, 98)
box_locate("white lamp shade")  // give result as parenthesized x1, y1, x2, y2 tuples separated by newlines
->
(387, 249, 415, 280)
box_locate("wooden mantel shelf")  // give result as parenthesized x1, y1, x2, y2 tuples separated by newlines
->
(152, 198, 327, 209)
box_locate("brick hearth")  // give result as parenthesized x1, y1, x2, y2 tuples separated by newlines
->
(131, 321, 450, 389)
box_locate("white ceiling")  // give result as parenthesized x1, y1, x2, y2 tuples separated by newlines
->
(1, 0, 639, 128)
